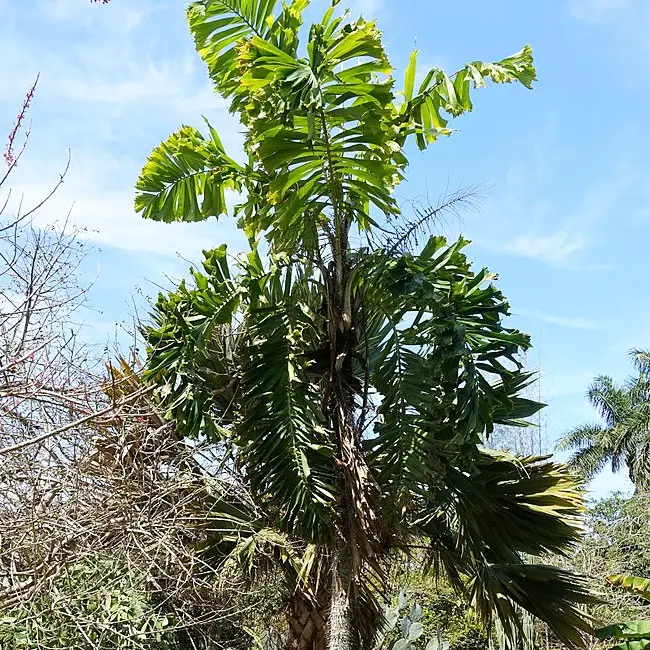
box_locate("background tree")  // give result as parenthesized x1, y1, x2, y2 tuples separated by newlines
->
(557, 350, 650, 492)
(539, 493, 650, 650)
(0, 81, 273, 650)
(135, 2, 598, 650)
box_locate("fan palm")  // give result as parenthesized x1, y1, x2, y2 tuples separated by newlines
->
(135, 2, 598, 649)
(557, 350, 650, 492)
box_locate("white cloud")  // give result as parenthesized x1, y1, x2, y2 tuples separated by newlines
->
(541, 368, 596, 399)
(568, 0, 630, 22)
(348, 0, 381, 18)
(3, 172, 245, 260)
(515, 308, 603, 331)
(504, 229, 586, 264)
(0, 0, 245, 268)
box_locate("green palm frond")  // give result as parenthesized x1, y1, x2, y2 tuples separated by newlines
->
(146, 247, 337, 542)
(145, 245, 244, 439)
(587, 375, 630, 427)
(629, 439, 650, 491)
(233, 15, 399, 251)
(471, 563, 599, 650)
(400, 46, 536, 150)
(447, 452, 585, 562)
(364, 237, 538, 498)
(567, 441, 613, 480)
(188, 0, 280, 95)
(415, 511, 469, 596)
(556, 424, 604, 452)
(135, 122, 244, 223)
(631, 349, 650, 376)
(239, 296, 337, 542)
(557, 352, 650, 490)
(163, 5, 536, 256)
(411, 453, 595, 649)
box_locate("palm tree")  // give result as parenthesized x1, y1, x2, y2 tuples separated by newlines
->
(134, 2, 598, 649)
(557, 350, 650, 492)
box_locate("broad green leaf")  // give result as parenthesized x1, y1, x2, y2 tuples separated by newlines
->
(403, 49, 418, 103)
(597, 621, 650, 641)
(135, 124, 243, 223)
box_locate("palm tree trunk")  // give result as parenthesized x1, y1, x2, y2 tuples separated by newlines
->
(287, 593, 328, 650)
(328, 548, 354, 650)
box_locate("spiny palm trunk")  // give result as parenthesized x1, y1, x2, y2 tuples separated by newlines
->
(329, 548, 354, 650)
(324, 213, 359, 650)
(323, 229, 380, 650)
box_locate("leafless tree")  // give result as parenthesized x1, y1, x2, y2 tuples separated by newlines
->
(0, 81, 275, 650)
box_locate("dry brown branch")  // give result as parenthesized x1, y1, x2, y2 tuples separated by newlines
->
(0, 98, 277, 648)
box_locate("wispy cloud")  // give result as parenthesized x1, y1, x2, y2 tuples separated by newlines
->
(348, 0, 381, 18)
(0, 0, 244, 265)
(476, 146, 636, 269)
(541, 368, 596, 399)
(568, 0, 630, 23)
(515, 308, 603, 331)
(3, 166, 245, 259)
(504, 229, 587, 264)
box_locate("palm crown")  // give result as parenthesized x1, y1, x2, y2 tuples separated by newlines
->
(557, 350, 650, 493)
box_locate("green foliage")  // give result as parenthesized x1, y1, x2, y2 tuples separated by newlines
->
(557, 350, 650, 491)
(374, 591, 454, 650)
(0, 557, 173, 650)
(546, 494, 650, 650)
(582, 493, 650, 580)
(137, 0, 535, 257)
(135, 122, 244, 223)
(607, 575, 650, 600)
(135, 1, 597, 648)
(596, 572, 650, 650)
(384, 572, 487, 650)
(373, 591, 428, 650)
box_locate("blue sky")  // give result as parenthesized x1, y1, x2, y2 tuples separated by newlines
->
(1, 0, 645, 496)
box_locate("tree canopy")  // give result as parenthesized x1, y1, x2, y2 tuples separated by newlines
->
(133, 2, 598, 649)
(557, 350, 650, 492)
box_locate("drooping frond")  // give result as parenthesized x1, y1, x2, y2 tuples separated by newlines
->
(145, 246, 244, 438)
(566, 441, 613, 480)
(411, 452, 597, 649)
(362, 237, 540, 504)
(239, 293, 337, 542)
(145, 246, 338, 542)
(398, 46, 536, 150)
(447, 452, 585, 562)
(606, 574, 650, 601)
(596, 574, 650, 650)
(556, 423, 605, 452)
(471, 563, 598, 650)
